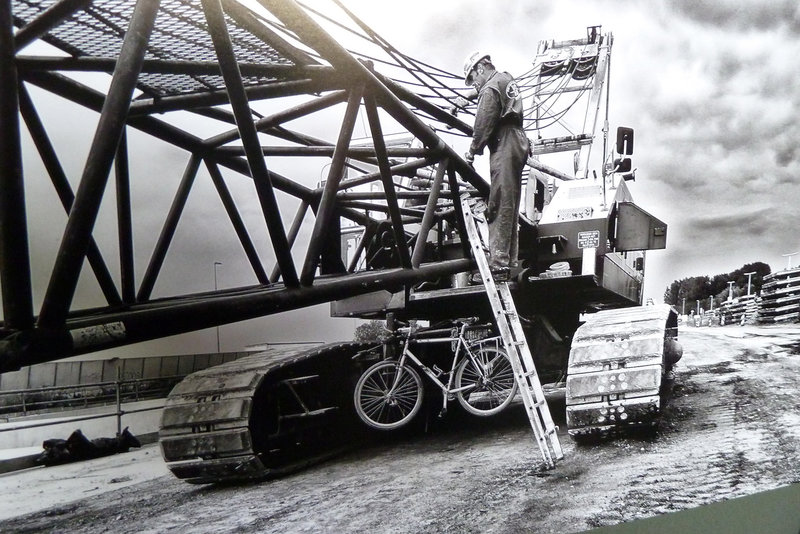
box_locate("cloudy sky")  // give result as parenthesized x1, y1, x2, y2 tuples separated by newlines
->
(8, 0, 800, 355)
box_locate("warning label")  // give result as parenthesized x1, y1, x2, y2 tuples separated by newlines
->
(577, 230, 600, 249)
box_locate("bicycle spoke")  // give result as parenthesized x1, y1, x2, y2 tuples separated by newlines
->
(455, 346, 517, 417)
(355, 361, 423, 430)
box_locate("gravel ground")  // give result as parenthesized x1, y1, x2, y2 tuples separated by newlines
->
(1, 324, 799, 533)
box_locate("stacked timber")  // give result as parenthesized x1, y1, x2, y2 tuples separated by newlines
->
(720, 294, 759, 325)
(757, 268, 800, 324)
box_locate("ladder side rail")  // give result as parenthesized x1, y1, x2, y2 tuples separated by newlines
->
(497, 284, 564, 458)
(460, 196, 563, 465)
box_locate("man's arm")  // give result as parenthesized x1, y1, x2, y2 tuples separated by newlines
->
(469, 89, 501, 157)
(465, 89, 500, 163)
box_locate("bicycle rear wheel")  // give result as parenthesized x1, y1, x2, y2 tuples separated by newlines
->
(455, 344, 517, 416)
(354, 361, 423, 430)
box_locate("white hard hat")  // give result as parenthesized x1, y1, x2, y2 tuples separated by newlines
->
(463, 50, 490, 84)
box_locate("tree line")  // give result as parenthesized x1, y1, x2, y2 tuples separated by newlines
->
(663, 262, 771, 314)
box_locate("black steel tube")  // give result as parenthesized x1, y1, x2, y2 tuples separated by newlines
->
(202, 0, 298, 286)
(21, 70, 204, 154)
(17, 84, 122, 306)
(259, 125, 386, 176)
(411, 159, 447, 268)
(214, 145, 433, 158)
(0, 0, 34, 330)
(13, 0, 91, 51)
(128, 77, 345, 116)
(115, 130, 136, 304)
(21, 71, 315, 203)
(0, 258, 474, 370)
(364, 94, 410, 268)
(337, 190, 452, 201)
(447, 165, 471, 257)
(212, 153, 313, 203)
(269, 200, 309, 283)
(258, 0, 488, 195)
(191, 106, 237, 125)
(205, 160, 269, 284)
(346, 226, 368, 273)
(206, 89, 348, 147)
(38, 0, 161, 329)
(300, 85, 363, 285)
(338, 200, 424, 219)
(338, 158, 435, 190)
(137, 155, 202, 302)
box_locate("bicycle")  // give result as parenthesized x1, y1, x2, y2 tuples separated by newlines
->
(353, 319, 518, 430)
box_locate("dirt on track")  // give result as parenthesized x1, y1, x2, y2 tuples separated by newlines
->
(1, 324, 799, 534)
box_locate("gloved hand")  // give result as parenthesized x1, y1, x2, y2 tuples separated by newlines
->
(464, 151, 474, 164)
(448, 96, 470, 115)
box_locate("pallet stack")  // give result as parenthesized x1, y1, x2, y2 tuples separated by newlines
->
(756, 267, 800, 324)
(719, 294, 760, 325)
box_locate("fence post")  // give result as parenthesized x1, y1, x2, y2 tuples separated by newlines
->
(113, 358, 122, 436)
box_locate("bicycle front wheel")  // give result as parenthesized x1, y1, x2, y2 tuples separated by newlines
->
(455, 345, 517, 416)
(354, 361, 423, 430)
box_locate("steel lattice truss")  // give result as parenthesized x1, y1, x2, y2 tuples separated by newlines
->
(0, 0, 490, 371)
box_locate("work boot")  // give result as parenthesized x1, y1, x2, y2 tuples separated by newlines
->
(490, 265, 510, 282)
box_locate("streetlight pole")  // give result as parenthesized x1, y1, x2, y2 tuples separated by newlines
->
(682, 297, 686, 315)
(214, 261, 222, 353)
(782, 251, 799, 271)
(744, 271, 756, 296)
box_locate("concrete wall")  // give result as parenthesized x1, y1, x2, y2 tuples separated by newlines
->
(0, 352, 251, 392)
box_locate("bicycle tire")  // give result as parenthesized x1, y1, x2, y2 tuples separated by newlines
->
(455, 344, 517, 416)
(354, 360, 424, 430)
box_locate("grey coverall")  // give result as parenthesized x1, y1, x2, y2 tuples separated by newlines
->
(469, 71, 528, 269)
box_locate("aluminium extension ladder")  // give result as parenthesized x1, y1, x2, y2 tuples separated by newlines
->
(460, 195, 563, 467)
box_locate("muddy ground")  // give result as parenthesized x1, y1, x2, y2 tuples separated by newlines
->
(1, 324, 799, 533)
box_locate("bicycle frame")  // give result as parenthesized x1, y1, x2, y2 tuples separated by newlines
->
(389, 321, 501, 415)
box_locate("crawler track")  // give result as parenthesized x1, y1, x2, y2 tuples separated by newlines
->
(159, 342, 373, 484)
(565, 305, 682, 439)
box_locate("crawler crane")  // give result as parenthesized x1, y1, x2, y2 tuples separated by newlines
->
(1, 1, 679, 483)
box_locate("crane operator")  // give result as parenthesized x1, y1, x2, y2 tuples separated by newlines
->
(461, 51, 529, 281)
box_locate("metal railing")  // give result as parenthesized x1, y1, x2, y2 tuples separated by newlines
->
(0, 372, 184, 436)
